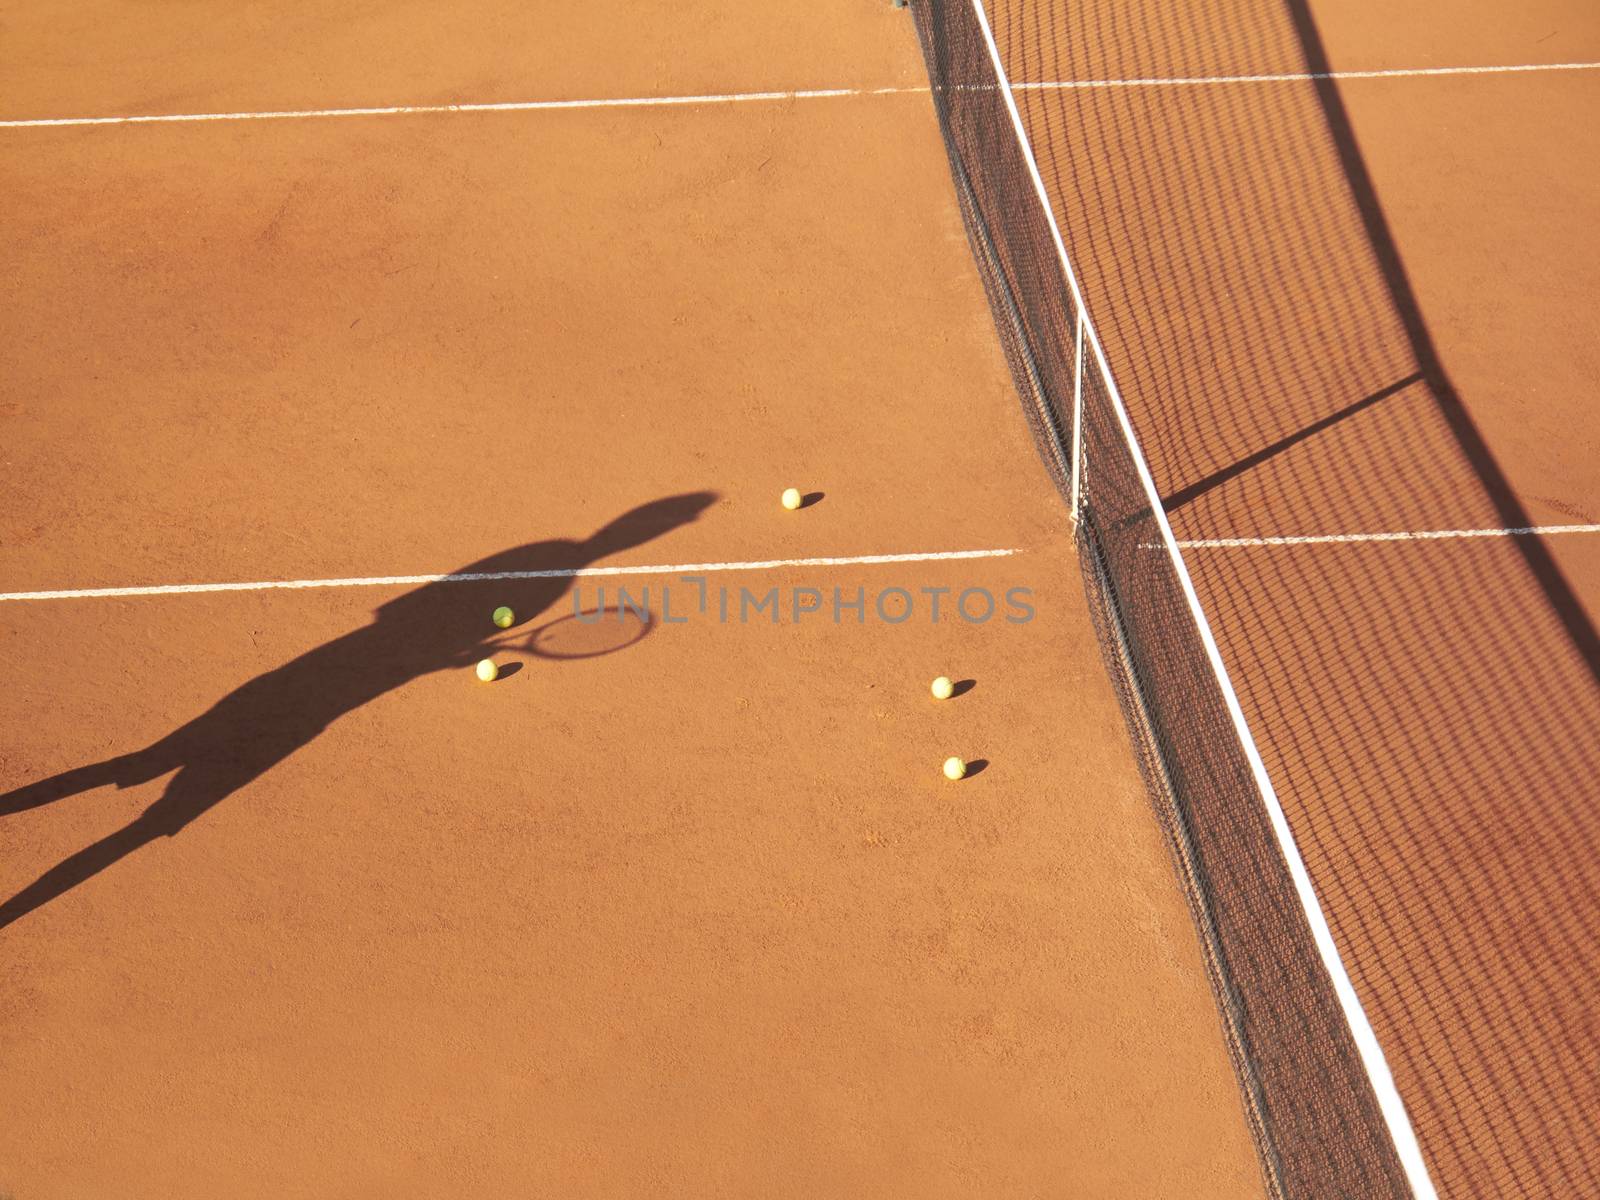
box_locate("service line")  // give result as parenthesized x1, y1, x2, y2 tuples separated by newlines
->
(1177, 523, 1600, 549)
(0, 548, 1023, 603)
(0, 86, 924, 129)
(1017, 60, 1600, 91)
(4, 60, 1595, 130)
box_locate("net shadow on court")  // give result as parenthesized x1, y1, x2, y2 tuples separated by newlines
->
(1006, 3, 1600, 1195)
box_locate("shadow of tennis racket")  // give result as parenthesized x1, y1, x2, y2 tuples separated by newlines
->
(488, 606, 655, 662)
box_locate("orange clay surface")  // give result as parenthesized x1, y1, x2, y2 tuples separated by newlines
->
(0, 4, 1266, 1198)
(997, 0, 1600, 1195)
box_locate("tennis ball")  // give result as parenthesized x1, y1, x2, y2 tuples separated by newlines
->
(781, 487, 803, 511)
(475, 658, 498, 683)
(492, 605, 514, 629)
(931, 675, 955, 700)
(943, 755, 967, 781)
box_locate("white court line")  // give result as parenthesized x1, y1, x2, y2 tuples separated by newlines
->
(0, 547, 1021, 603)
(4, 60, 1594, 130)
(0, 86, 923, 129)
(1178, 523, 1600, 548)
(1017, 60, 1600, 90)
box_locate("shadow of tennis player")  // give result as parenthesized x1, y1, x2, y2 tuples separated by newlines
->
(0, 491, 716, 932)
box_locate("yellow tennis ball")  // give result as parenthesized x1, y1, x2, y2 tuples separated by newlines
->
(781, 487, 803, 511)
(943, 756, 967, 781)
(475, 658, 498, 682)
(492, 605, 514, 628)
(931, 675, 954, 700)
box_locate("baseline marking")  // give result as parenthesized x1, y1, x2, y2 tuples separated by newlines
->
(4, 61, 1593, 130)
(1179, 523, 1600, 548)
(0, 548, 1021, 603)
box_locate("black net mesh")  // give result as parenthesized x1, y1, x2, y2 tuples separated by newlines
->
(908, 3, 1412, 1196)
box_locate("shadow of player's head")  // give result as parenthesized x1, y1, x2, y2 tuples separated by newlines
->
(583, 491, 717, 556)
(369, 491, 717, 643)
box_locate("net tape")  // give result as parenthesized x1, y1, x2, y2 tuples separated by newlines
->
(906, 2, 1431, 1196)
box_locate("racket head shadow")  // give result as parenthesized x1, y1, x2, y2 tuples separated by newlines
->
(515, 606, 655, 661)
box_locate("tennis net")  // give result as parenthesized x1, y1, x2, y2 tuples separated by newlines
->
(907, 2, 1429, 1197)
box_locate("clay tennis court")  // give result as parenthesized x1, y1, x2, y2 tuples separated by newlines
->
(3, 2, 1597, 1198)
(1, 3, 1261, 1197)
